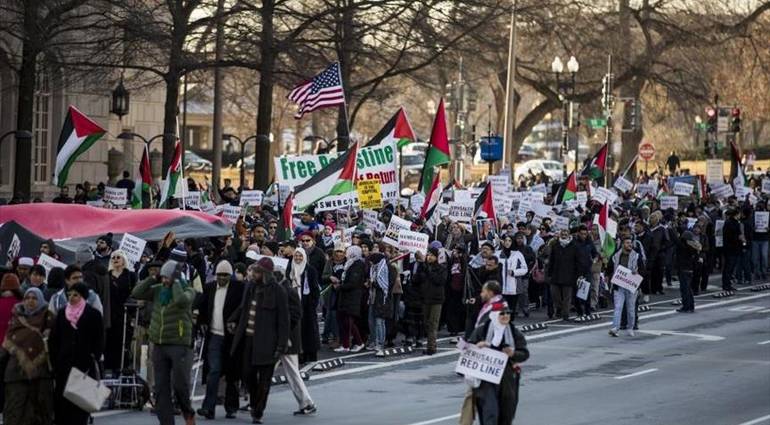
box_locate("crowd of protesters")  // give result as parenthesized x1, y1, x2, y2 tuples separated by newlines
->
(1, 162, 770, 425)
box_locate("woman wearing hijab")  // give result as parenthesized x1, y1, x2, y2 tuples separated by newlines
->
(104, 249, 137, 372)
(334, 246, 366, 353)
(467, 307, 529, 425)
(498, 234, 528, 320)
(49, 282, 104, 425)
(0, 288, 56, 425)
(289, 247, 321, 363)
(445, 245, 467, 340)
(366, 252, 395, 356)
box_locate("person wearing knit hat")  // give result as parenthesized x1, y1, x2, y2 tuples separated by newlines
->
(94, 232, 114, 268)
(414, 246, 448, 355)
(131, 259, 196, 425)
(196, 258, 245, 419)
(230, 253, 288, 423)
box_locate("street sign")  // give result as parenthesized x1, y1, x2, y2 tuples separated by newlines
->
(479, 136, 503, 162)
(587, 118, 607, 129)
(638, 142, 655, 161)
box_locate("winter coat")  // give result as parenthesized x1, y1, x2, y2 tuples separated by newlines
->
(305, 246, 327, 282)
(547, 240, 579, 287)
(0, 307, 55, 383)
(337, 260, 366, 317)
(196, 279, 245, 363)
(229, 279, 289, 365)
(414, 262, 448, 305)
(131, 276, 196, 346)
(298, 266, 321, 355)
(82, 259, 112, 330)
(370, 263, 396, 320)
(723, 217, 743, 251)
(49, 304, 104, 380)
(279, 278, 303, 355)
(575, 238, 598, 277)
(501, 251, 528, 296)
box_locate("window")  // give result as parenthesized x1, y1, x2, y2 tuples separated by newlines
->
(33, 67, 51, 184)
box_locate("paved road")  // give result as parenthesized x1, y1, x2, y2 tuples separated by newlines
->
(94, 284, 770, 425)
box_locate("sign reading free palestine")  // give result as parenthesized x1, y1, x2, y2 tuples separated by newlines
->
(274, 142, 398, 211)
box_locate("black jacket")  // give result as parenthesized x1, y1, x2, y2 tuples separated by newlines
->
(723, 217, 743, 251)
(229, 279, 289, 365)
(279, 279, 303, 355)
(415, 262, 448, 305)
(49, 305, 104, 380)
(547, 240, 579, 287)
(306, 246, 327, 281)
(337, 260, 366, 317)
(197, 279, 245, 340)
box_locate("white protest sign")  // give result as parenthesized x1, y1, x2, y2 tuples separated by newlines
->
(762, 179, 770, 194)
(551, 215, 570, 232)
(715, 219, 725, 247)
(611, 265, 643, 292)
(6, 234, 21, 264)
(453, 190, 472, 203)
(755, 211, 769, 233)
(362, 209, 386, 232)
(673, 182, 694, 197)
(517, 199, 533, 221)
(576, 191, 588, 206)
(119, 233, 147, 267)
(86, 200, 104, 208)
(523, 191, 545, 203)
(37, 253, 67, 276)
(735, 185, 750, 199)
(397, 230, 429, 255)
(613, 176, 634, 193)
(637, 183, 655, 197)
(455, 343, 510, 385)
(222, 205, 242, 223)
(200, 201, 216, 214)
(410, 193, 425, 214)
(711, 184, 734, 200)
(660, 196, 678, 210)
(104, 186, 127, 206)
(706, 159, 724, 184)
(384, 215, 412, 247)
(245, 251, 290, 272)
(487, 175, 509, 194)
(494, 193, 514, 215)
(240, 190, 264, 206)
(184, 191, 201, 210)
(593, 187, 618, 205)
(530, 183, 547, 193)
(449, 201, 475, 223)
(435, 203, 450, 218)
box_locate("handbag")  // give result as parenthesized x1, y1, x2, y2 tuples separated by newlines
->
(531, 260, 545, 284)
(576, 277, 591, 301)
(63, 362, 111, 413)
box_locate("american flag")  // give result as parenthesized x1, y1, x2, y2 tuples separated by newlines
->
(288, 62, 346, 119)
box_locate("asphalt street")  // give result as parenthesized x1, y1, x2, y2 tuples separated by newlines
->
(93, 282, 770, 425)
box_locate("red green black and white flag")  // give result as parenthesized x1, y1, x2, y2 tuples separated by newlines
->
(53, 106, 106, 187)
(418, 99, 451, 195)
(159, 140, 182, 208)
(366, 107, 417, 149)
(580, 143, 608, 181)
(294, 142, 359, 210)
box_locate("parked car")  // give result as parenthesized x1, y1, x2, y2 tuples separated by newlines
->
(185, 150, 212, 171)
(514, 159, 565, 183)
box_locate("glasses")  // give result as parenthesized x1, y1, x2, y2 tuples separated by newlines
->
(301, 239, 312, 243)
(111, 256, 122, 260)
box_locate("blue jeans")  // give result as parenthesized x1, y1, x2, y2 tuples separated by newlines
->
(323, 309, 338, 341)
(678, 270, 694, 311)
(368, 306, 387, 348)
(202, 335, 239, 413)
(612, 287, 637, 330)
(752, 241, 768, 278)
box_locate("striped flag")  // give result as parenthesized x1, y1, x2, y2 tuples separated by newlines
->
(53, 106, 106, 187)
(288, 62, 346, 119)
(158, 140, 182, 208)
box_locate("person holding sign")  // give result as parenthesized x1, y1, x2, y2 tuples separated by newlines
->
(608, 238, 642, 337)
(465, 306, 529, 425)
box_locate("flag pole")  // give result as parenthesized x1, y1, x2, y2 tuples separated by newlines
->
(337, 62, 353, 150)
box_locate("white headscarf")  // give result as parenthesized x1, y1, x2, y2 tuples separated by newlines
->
(290, 247, 307, 288)
(342, 245, 363, 280)
(486, 311, 514, 347)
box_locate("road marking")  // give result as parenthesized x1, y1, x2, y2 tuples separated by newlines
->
(729, 306, 766, 312)
(638, 330, 725, 341)
(737, 413, 770, 425)
(758, 340, 770, 345)
(402, 413, 461, 425)
(308, 292, 770, 381)
(615, 368, 658, 380)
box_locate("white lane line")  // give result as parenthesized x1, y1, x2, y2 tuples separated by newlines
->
(737, 413, 770, 425)
(308, 292, 770, 381)
(615, 368, 658, 380)
(402, 413, 461, 425)
(758, 340, 770, 345)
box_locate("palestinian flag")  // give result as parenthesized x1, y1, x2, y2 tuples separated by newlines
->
(419, 173, 441, 220)
(596, 200, 617, 259)
(294, 142, 359, 210)
(419, 99, 451, 194)
(365, 107, 417, 149)
(279, 192, 295, 240)
(131, 145, 153, 209)
(656, 178, 670, 199)
(473, 182, 497, 226)
(555, 171, 578, 204)
(53, 106, 106, 187)
(580, 143, 608, 181)
(729, 141, 746, 189)
(159, 140, 182, 208)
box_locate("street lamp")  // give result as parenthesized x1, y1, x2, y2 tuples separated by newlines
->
(110, 77, 130, 119)
(223, 133, 258, 189)
(117, 132, 168, 150)
(552, 55, 579, 180)
(0, 130, 33, 145)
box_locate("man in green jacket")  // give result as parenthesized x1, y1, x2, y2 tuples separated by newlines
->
(132, 260, 197, 425)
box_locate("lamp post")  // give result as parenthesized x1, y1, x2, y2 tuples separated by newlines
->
(1, 131, 33, 189)
(110, 77, 130, 119)
(223, 133, 258, 189)
(551, 55, 579, 180)
(117, 132, 167, 152)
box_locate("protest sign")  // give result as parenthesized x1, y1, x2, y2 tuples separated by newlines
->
(756, 211, 769, 233)
(613, 176, 634, 193)
(223, 205, 242, 223)
(245, 252, 290, 272)
(410, 193, 425, 214)
(763, 179, 770, 195)
(200, 201, 217, 214)
(611, 265, 643, 292)
(184, 191, 201, 210)
(551, 215, 570, 232)
(356, 179, 383, 210)
(362, 209, 386, 232)
(660, 196, 678, 211)
(494, 193, 514, 214)
(384, 216, 412, 247)
(711, 184, 734, 200)
(37, 253, 67, 276)
(706, 159, 724, 184)
(104, 186, 127, 206)
(476, 219, 496, 242)
(576, 191, 588, 205)
(275, 141, 398, 205)
(487, 175, 509, 193)
(517, 199, 533, 221)
(637, 183, 655, 197)
(397, 230, 429, 255)
(435, 203, 450, 218)
(530, 183, 547, 193)
(673, 182, 694, 197)
(455, 344, 510, 385)
(119, 233, 147, 267)
(715, 219, 725, 247)
(453, 190, 472, 202)
(522, 191, 545, 203)
(449, 201, 474, 223)
(593, 187, 618, 205)
(240, 190, 264, 206)
(735, 185, 750, 199)
(86, 200, 104, 208)
(6, 234, 21, 264)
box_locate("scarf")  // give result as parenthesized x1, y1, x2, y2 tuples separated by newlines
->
(559, 236, 572, 247)
(291, 248, 308, 289)
(486, 311, 514, 347)
(369, 257, 390, 302)
(2, 307, 52, 378)
(19, 287, 47, 316)
(65, 298, 86, 329)
(342, 246, 363, 281)
(476, 294, 503, 327)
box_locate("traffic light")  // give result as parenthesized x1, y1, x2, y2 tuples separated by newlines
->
(731, 107, 741, 133)
(706, 107, 717, 134)
(569, 102, 580, 128)
(621, 98, 638, 131)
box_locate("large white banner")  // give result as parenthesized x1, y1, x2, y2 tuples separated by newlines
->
(274, 142, 398, 210)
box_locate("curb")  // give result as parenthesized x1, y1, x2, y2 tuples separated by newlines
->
(573, 313, 602, 322)
(671, 299, 682, 305)
(312, 358, 345, 372)
(638, 305, 652, 312)
(271, 371, 309, 385)
(520, 323, 548, 333)
(382, 346, 414, 356)
(750, 284, 770, 292)
(712, 290, 736, 299)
